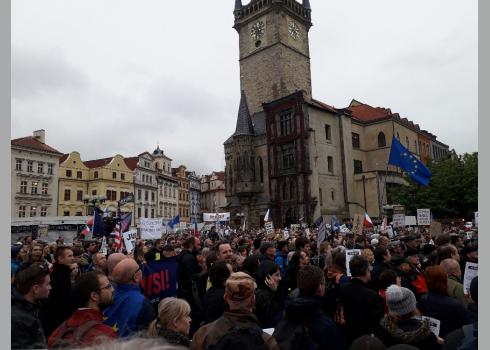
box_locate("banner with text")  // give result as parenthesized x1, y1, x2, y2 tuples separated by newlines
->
(202, 213, 230, 222)
(417, 209, 431, 226)
(140, 257, 178, 308)
(140, 218, 164, 240)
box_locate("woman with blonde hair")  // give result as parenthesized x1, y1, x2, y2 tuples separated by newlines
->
(148, 297, 192, 348)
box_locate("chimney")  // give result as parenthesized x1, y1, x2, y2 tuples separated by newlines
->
(33, 129, 45, 143)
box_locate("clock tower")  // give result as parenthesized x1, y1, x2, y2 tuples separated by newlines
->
(234, 0, 313, 115)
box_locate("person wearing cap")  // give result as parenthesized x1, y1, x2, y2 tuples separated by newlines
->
(274, 241, 289, 278)
(339, 255, 385, 347)
(191, 272, 279, 350)
(376, 285, 443, 349)
(405, 252, 428, 298)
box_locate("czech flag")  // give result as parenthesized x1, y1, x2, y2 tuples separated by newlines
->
(364, 212, 374, 227)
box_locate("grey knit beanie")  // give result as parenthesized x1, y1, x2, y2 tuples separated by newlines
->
(385, 285, 416, 316)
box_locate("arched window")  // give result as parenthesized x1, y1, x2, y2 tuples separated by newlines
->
(377, 132, 386, 147)
(258, 157, 264, 183)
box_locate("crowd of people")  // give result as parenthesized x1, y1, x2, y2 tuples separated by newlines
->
(11, 221, 478, 349)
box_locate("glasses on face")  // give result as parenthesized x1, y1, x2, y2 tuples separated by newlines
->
(98, 284, 112, 291)
(133, 267, 141, 277)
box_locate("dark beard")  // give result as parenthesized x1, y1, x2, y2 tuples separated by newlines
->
(99, 298, 114, 310)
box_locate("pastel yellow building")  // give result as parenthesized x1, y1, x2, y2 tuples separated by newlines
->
(58, 152, 91, 216)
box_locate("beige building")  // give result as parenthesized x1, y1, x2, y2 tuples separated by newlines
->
(152, 147, 179, 221)
(172, 165, 190, 224)
(201, 172, 227, 214)
(11, 130, 63, 218)
(224, 1, 450, 228)
(58, 152, 91, 216)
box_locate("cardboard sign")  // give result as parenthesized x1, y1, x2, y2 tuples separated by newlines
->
(346, 249, 361, 277)
(420, 316, 441, 337)
(265, 221, 274, 235)
(463, 262, 478, 294)
(393, 214, 406, 228)
(405, 216, 417, 226)
(351, 214, 364, 236)
(123, 230, 138, 254)
(416, 209, 431, 226)
(140, 218, 163, 239)
(429, 221, 443, 237)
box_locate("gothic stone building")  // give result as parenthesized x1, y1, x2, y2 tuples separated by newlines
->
(224, 0, 449, 229)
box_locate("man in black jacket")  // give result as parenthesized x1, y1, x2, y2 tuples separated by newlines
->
(370, 246, 392, 291)
(39, 246, 76, 338)
(339, 255, 385, 347)
(12, 263, 52, 349)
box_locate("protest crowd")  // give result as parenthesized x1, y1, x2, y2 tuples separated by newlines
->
(11, 218, 478, 350)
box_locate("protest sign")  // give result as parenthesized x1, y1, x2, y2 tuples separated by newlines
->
(386, 225, 394, 239)
(305, 228, 311, 239)
(265, 221, 274, 235)
(416, 209, 431, 226)
(140, 257, 178, 307)
(203, 212, 230, 222)
(405, 216, 417, 226)
(38, 225, 49, 240)
(392, 214, 405, 228)
(429, 221, 443, 237)
(100, 237, 108, 255)
(283, 229, 290, 240)
(351, 214, 364, 236)
(420, 316, 441, 337)
(140, 218, 163, 239)
(123, 230, 138, 254)
(346, 249, 361, 277)
(463, 262, 478, 294)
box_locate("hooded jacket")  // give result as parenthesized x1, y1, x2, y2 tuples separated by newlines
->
(11, 289, 47, 349)
(376, 316, 441, 350)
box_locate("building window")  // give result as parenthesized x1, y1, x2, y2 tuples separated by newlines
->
(64, 189, 71, 201)
(92, 189, 97, 195)
(37, 162, 44, 174)
(16, 159, 22, 171)
(66, 169, 72, 177)
(258, 157, 264, 183)
(378, 132, 386, 147)
(48, 163, 54, 175)
(327, 156, 334, 173)
(354, 160, 363, 174)
(279, 112, 294, 136)
(281, 143, 295, 169)
(77, 190, 83, 201)
(42, 182, 48, 195)
(112, 172, 117, 179)
(94, 171, 99, 179)
(106, 190, 116, 201)
(63, 211, 70, 216)
(352, 133, 360, 149)
(18, 206, 26, 217)
(41, 206, 47, 217)
(27, 161, 33, 172)
(151, 192, 155, 201)
(331, 189, 335, 201)
(121, 173, 125, 180)
(138, 189, 142, 200)
(137, 207, 141, 218)
(164, 185, 168, 197)
(144, 208, 148, 218)
(173, 188, 176, 198)
(319, 188, 323, 206)
(30, 206, 37, 217)
(31, 181, 38, 194)
(151, 209, 154, 218)
(77, 171, 82, 179)
(20, 181, 27, 194)
(145, 191, 149, 201)
(149, 177, 152, 184)
(325, 124, 331, 141)
(75, 211, 83, 216)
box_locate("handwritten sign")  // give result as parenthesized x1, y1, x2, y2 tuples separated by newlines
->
(351, 214, 364, 236)
(140, 218, 163, 239)
(346, 249, 361, 277)
(417, 209, 431, 226)
(420, 316, 441, 336)
(392, 214, 405, 228)
(265, 221, 274, 235)
(123, 230, 138, 254)
(463, 262, 478, 294)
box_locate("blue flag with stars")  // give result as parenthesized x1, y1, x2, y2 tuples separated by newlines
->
(388, 137, 432, 186)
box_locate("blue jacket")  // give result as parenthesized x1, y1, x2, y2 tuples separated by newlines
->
(274, 252, 288, 278)
(103, 284, 155, 337)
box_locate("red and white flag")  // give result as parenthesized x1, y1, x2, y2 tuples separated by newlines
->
(381, 216, 388, 233)
(364, 212, 374, 227)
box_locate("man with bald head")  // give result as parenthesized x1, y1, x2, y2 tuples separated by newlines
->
(103, 258, 155, 337)
(107, 253, 127, 281)
(440, 258, 468, 308)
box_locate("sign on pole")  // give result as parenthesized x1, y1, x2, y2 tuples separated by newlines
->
(123, 230, 138, 254)
(392, 205, 405, 228)
(346, 249, 361, 277)
(265, 221, 274, 235)
(351, 214, 364, 236)
(417, 209, 431, 226)
(140, 218, 163, 240)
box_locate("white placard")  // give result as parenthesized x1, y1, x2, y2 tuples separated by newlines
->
(203, 212, 230, 222)
(265, 221, 274, 235)
(393, 214, 406, 228)
(420, 316, 441, 337)
(140, 218, 163, 239)
(386, 226, 394, 239)
(100, 237, 108, 255)
(123, 230, 138, 254)
(305, 228, 311, 238)
(405, 216, 417, 226)
(283, 229, 290, 240)
(475, 212, 479, 227)
(417, 209, 431, 226)
(346, 249, 361, 277)
(263, 328, 274, 336)
(463, 262, 478, 294)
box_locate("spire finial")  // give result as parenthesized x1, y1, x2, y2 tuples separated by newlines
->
(235, 0, 242, 12)
(303, 0, 311, 9)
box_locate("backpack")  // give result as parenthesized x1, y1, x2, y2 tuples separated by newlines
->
(272, 311, 323, 350)
(209, 325, 268, 350)
(458, 323, 478, 350)
(49, 320, 101, 349)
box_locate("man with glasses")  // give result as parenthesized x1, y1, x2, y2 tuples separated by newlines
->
(47, 271, 117, 348)
(103, 258, 155, 337)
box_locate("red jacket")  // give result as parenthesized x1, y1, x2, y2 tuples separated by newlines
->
(48, 308, 117, 348)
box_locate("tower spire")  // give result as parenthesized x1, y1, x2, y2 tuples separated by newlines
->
(234, 90, 254, 136)
(303, 0, 311, 9)
(234, 0, 242, 12)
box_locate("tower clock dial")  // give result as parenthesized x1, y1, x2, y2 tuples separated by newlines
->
(250, 21, 265, 40)
(288, 21, 300, 40)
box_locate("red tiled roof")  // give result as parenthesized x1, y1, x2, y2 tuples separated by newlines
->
(11, 136, 63, 155)
(309, 99, 338, 113)
(346, 104, 393, 122)
(124, 157, 138, 170)
(83, 157, 114, 169)
(59, 154, 69, 164)
(214, 171, 225, 181)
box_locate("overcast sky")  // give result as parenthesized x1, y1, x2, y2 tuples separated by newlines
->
(11, 0, 478, 175)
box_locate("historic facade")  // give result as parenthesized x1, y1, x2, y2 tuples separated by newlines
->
(187, 171, 202, 223)
(201, 171, 227, 214)
(224, 0, 450, 228)
(152, 147, 179, 222)
(11, 130, 63, 218)
(58, 151, 91, 216)
(172, 165, 190, 224)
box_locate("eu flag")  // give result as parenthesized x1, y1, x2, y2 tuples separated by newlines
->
(167, 214, 180, 229)
(388, 137, 432, 186)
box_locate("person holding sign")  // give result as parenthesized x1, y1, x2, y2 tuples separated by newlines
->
(376, 285, 443, 349)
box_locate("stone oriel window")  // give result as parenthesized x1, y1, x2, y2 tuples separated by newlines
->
(378, 132, 386, 147)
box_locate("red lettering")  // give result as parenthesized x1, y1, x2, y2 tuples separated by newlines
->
(160, 270, 166, 292)
(166, 269, 170, 289)
(152, 272, 161, 294)
(147, 274, 153, 297)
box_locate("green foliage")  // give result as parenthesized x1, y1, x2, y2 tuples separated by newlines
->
(387, 152, 478, 219)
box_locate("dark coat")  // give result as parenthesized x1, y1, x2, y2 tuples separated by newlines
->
(39, 263, 76, 338)
(376, 316, 441, 350)
(203, 286, 227, 324)
(370, 261, 392, 291)
(176, 250, 201, 304)
(254, 286, 283, 328)
(276, 294, 344, 350)
(11, 289, 47, 349)
(157, 328, 191, 348)
(339, 278, 385, 346)
(419, 291, 468, 337)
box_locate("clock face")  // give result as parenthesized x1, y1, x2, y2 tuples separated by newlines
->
(250, 21, 265, 40)
(288, 21, 300, 40)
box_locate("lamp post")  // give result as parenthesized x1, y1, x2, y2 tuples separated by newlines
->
(236, 212, 244, 230)
(83, 195, 107, 216)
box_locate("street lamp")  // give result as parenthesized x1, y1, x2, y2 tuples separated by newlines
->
(83, 195, 107, 215)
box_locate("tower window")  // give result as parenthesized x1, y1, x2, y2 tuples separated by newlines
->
(325, 124, 331, 141)
(352, 133, 360, 149)
(280, 143, 295, 169)
(279, 112, 294, 136)
(378, 132, 386, 147)
(354, 160, 363, 174)
(327, 156, 334, 174)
